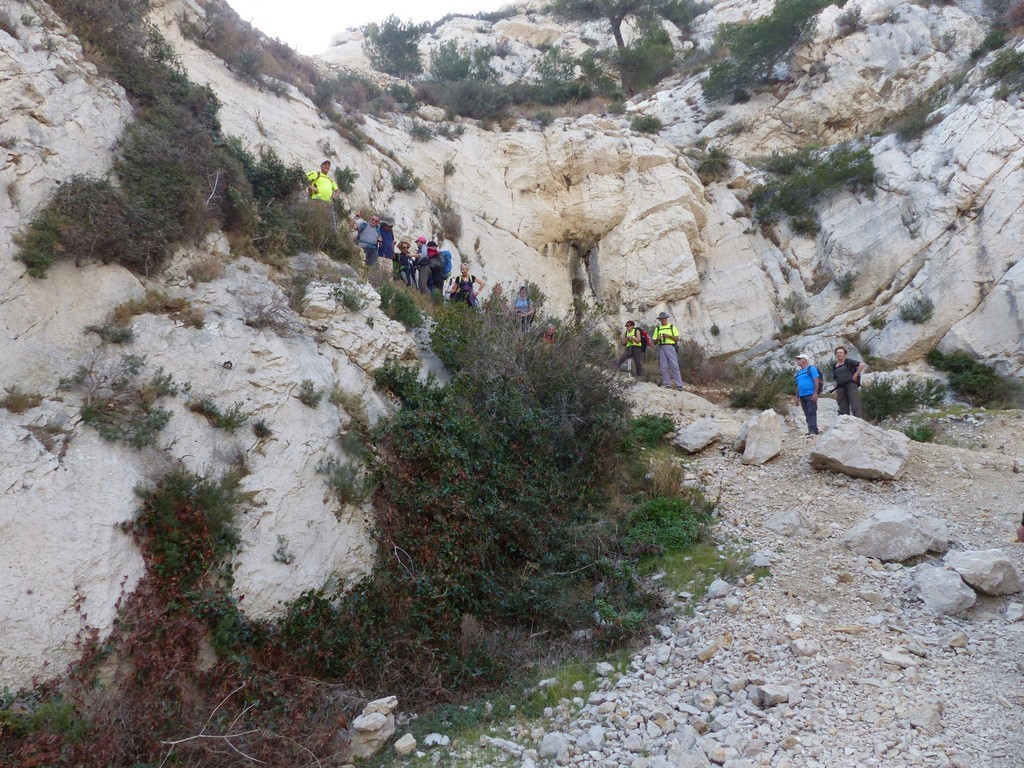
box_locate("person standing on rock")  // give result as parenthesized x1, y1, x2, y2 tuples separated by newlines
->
(832, 346, 867, 418)
(794, 353, 823, 435)
(615, 320, 644, 378)
(354, 213, 381, 266)
(652, 311, 683, 390)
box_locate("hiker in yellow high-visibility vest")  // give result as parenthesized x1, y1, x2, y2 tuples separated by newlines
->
(615, 320, 644, 378)
(306, 160, 339, 203)
(652, 311, 683, 390)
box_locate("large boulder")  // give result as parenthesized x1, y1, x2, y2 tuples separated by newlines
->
(915, 564, 976, 615)
(843, 508, 949, 562)
(944, 550, 1023, 595)
(672, 418, 723, 453)
(740, 410, 785, 466)
(810, 416, 910, 479)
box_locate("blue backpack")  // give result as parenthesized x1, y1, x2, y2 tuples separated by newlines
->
(440, 250, 453, 280)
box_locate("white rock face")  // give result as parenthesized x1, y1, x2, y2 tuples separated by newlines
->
(944, 549, 1023, 596)
(810, 416, 910, 479)
(0, 419, 146, 691)
(914, 564, 976, 615)
(843, 508, 949, 562)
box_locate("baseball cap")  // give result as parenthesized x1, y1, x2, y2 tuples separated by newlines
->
(657, 311, 669, 319)
(795, 354, 810, 360)
(415, 236, 427, 243)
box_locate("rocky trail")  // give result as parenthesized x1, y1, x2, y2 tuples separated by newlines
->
(407, 387, 1024, 768)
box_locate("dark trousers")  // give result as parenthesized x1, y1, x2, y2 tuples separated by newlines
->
(616, 346, 644, 377)
(800, 396, 819, 434)
(836, 383, 863, 418)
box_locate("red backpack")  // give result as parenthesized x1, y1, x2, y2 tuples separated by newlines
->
(637, 328, 652, 350)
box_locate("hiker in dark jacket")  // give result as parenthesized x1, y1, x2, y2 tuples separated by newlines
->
(832, 346, 867, 418)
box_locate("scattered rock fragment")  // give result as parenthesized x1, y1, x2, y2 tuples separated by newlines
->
(394, 733, 416, 757)
(915, 564, 976, 615)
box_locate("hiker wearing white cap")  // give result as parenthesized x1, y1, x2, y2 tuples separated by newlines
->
(652, 311, 683, 390)
(794, 353, 823, 435)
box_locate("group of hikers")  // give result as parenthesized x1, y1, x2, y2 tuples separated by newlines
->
(310, 161, 869, 433)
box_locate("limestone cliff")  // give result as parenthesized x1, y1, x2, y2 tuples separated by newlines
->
(1, 0, 1022, 689)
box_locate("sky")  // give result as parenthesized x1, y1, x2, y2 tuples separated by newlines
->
(226, 0, 517, 55)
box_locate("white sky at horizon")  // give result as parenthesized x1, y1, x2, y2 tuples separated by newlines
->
(225, 0, 517, 55)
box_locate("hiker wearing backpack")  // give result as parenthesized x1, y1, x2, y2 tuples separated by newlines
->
(448, 262, 485, 307)
(652, 311, 684, 390)
(353, 213, 380, 266)
(307, 160, 339, 203)
(425, 241, 446, 293)
(794, 353, 823, 435)
(615, 320, 645, 378)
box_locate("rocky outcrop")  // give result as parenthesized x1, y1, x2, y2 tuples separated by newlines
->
(810, 416, 910, 479)
(350, 696, 398, 758)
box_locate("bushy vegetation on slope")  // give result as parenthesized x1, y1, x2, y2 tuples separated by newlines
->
(16, 0, 355, 278)
(703, 0, 836, 101)
(0, 303, 718, 765)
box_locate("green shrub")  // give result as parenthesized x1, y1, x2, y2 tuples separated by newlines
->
(696, 147, 731, 183)
(131, 469, 242, 589)
(631, 114, 662, 133)
(186, 398, 250, 432)
(625, 415, 676, 448)
(391, 167, 420, 192)
(623, 493, 714, 555)
(363, 15, 424, 77)
(429, 40, 497, 82)
(334, 165, 358, 193)
(63, 353, 178, 449)
(617, 22, 677, 93)
(870, 313, 886, 329)
(378, 281, 426, 328)
(0, 387, 43, 414)
(409, 121, 434, 142)
(277, 311, 654, 696)
(750, 144, 876, 230)
(728, 365, 793, 410)
(903, 423, 936, 442)
(835, 271, 856, 298)
(860, 378, 945, 422)
(86, 322, 135, 344)
(898, 296, 934, 324)
(297, 379, 324, 408)
(779, 315, 809, 336)
(985, 47, 1024, 93)
(315, 455, 368, 507)
(971, 28, 1007, 60)
(927, 349, 1024, 407)
(703, 0, 829, 100)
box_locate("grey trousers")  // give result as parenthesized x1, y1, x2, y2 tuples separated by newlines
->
(616, 346, 644, 377)
(658, 345, 683, 387)
(837, 383, 863, 418)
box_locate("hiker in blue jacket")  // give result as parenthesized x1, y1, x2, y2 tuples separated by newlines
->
(794, 353, 823, 436)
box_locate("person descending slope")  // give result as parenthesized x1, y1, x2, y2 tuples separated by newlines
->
(652, 311, 683, 390)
